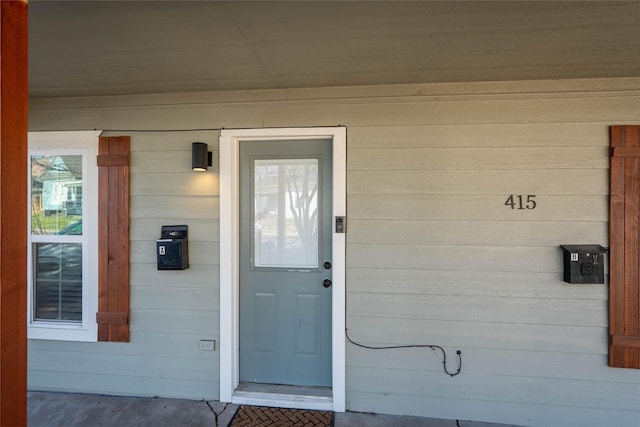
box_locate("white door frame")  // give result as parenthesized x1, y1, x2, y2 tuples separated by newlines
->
(219, 127, 346, 412)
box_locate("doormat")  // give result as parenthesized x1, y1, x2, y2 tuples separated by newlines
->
(229, 405, 334, 427)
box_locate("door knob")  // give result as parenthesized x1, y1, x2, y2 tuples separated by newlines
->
(322, 278, 332, 288)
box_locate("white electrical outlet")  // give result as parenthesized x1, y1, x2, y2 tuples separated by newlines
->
(199, 340, 215, 351)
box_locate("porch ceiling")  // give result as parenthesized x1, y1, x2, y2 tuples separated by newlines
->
(29, 1, 640, 98)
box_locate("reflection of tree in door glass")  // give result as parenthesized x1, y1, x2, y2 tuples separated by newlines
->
(254, 159, 319, 268)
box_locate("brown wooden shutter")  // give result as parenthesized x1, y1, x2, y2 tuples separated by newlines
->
(609, 125, 640, 368)
(96, 136, 130, 342)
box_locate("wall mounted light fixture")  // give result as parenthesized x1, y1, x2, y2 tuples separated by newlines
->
(192, 142, 212, 171)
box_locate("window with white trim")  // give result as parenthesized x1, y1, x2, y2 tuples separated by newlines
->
(28, 131, 100, 341)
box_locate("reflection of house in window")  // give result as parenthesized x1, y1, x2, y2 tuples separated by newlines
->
(31, 156, 83, 222)
(30, 154, 85, 322)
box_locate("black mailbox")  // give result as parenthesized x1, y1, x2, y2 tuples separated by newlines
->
(157, 225, 189, 270)
(560, 245, 607, 284)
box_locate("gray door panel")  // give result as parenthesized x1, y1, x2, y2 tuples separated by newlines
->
(239, 139, 332, 387)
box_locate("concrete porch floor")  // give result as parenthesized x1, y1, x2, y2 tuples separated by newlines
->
(28, 391, 523, 427)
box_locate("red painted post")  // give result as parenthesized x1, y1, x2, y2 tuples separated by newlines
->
(0, 1, 28, 425)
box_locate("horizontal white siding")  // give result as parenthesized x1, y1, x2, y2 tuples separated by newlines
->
(29, 78, 640, 426)
(349, 147, 609, 170)
(349, 194, 609, 221)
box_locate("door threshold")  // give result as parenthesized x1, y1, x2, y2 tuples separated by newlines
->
(232, 383, 333, 411)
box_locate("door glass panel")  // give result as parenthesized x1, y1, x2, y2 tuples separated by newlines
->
(254, 159, 319, 268)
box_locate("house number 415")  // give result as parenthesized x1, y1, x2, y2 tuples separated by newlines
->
(505, 194, 537, 210)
